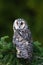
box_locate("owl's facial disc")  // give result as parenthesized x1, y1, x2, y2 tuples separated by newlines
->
(13, 19, 25, 30)
(13, 19, 28, 31)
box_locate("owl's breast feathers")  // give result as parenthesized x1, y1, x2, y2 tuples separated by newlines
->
(17, 28, 33, 43)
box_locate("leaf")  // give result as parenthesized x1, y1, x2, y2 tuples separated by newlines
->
(1, 36, 9, 42)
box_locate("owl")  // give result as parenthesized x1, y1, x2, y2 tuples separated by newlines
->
(13, 18, 33, 62)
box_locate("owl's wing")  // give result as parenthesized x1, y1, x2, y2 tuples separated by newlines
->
(26, 29, 33, 43)
(23, 28, 33, 50)
(25, 29, 33, 61)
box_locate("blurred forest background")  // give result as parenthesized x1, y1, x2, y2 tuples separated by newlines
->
(0, 0, 43, 44)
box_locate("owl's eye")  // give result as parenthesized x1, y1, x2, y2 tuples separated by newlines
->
(21, 22, 23, 25)
(16, 22, 18, 25)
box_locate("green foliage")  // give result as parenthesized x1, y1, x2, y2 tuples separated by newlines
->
(0, 36, 43, 65)
(0, 36, 12, 52)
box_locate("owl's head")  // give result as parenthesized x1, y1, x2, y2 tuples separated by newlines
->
(13, 18, 28, 30)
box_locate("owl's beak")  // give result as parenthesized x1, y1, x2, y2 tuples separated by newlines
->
(19, 26, 20, 28)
